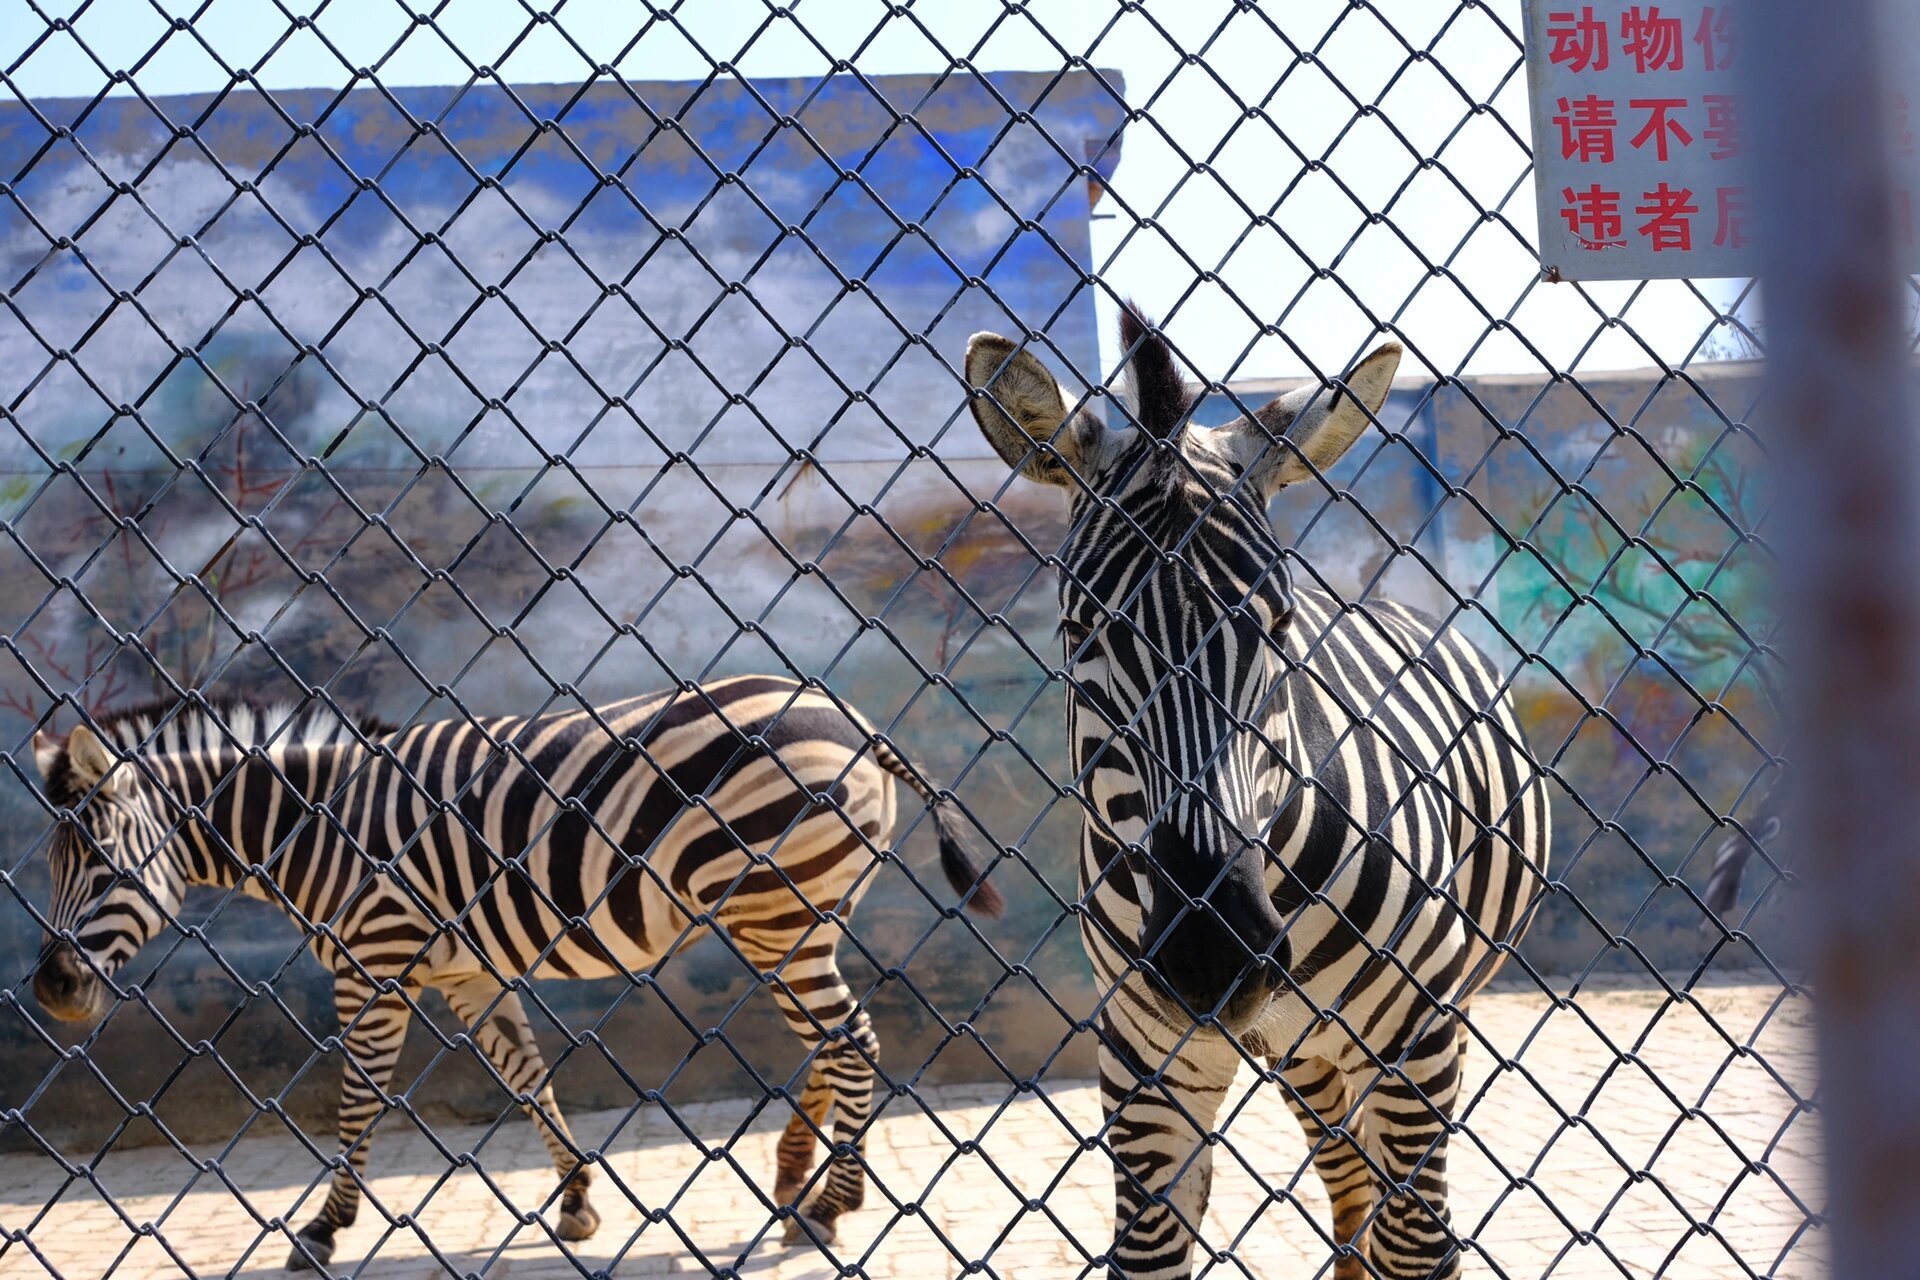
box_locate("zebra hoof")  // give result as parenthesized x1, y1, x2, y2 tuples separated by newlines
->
(782, 1210, 837, 1247)
(286, 1224, 335, 1271)
(772, 1174, 805, 1207)
(557, 1197, 601, 1242)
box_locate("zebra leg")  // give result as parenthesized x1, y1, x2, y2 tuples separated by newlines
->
(784, 1004, 878, 1247)
(740, 935, 876, 1249)
(1277, 1056, 1374, 1280)
(287, 982, 416, 1271)
(773, 1067, 834, 1206)
(1099, 1018, 1238, 1280)
(438, 973, 599, 1243)
(1361, 1018, 1467, 1280)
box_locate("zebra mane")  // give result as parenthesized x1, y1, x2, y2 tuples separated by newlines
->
(84, 696, 394, 760)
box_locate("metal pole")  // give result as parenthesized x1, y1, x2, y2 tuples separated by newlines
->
(1748, 2, 1920, 1274)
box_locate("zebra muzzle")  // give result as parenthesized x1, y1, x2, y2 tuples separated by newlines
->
(32, 941, 105, 1023)
(1140, 843, 1291, 1030)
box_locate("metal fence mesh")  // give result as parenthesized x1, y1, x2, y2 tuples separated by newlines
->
(0, 2, 1811, 1278)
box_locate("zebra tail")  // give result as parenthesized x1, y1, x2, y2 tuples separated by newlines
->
(1701, 834, 1753, 919)
(1703, 807, 1786, 923)
(872, 741, 1006, 918)
(929, 802, 1007, 918)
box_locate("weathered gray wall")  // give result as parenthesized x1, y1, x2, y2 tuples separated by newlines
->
(0, 72, 1783, 1155)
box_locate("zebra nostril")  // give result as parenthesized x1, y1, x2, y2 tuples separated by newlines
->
(33, 964, 73, 1007)
(32, 943, 89, 1012)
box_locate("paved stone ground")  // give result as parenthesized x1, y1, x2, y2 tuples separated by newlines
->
(0, 982, 1820, 1279)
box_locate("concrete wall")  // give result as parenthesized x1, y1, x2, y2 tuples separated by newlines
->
(0, 74, 1784, 1154)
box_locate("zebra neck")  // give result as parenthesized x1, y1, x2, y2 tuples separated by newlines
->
(155, 742, 370, 912)
(1263, 640, 1315, 835)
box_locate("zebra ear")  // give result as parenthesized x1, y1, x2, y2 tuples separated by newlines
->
(1227, 341, 1404, 496)
(965, 332, 1106, 486)
(31, 729, 62, 782)
(65, 725, 122, 794)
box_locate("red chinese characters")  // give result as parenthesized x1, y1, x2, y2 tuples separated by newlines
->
(1703, 94, 1740, 160)
(1562, 185, 1625, 246)
(1629, 98, 1693, 161)
(1621, 6, 1685, 72)
(1547, 7, 1610, 72)
(1550, 97, 1746, 169)
(1713, 186, 1749, 248)
(1560, 183, 1731, 253)
(1693, 6, 1734, 70)
(1637, 183, 1698, 251)
(1554, 96, 1619, 163)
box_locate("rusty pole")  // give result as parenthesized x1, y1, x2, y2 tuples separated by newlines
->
(1747, 2, 1920, 1272)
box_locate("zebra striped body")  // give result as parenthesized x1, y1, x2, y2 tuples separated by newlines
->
(30, 675, 1000, 1268)
(1074, 583, 1548, 1278)
(968, 315, 1550, 1279)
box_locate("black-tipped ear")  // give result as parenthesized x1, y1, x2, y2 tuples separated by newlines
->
(1119, 304, 1192, 439)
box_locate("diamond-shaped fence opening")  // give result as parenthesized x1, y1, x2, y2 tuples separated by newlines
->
(0, 3, 1822, 1279)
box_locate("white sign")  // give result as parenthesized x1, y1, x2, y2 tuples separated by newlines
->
(1525, 3, 1919, 281)
(1524, 2, 1762, 280)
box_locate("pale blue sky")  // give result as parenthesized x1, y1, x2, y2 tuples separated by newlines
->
(1, 0, 1754, 384)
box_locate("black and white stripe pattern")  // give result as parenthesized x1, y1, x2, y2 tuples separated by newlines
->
(968, 312, 1551, 1279)
(29, 675, 1001, 1268)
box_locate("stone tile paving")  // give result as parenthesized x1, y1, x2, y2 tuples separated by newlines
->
(0, 982, 1820, 1279)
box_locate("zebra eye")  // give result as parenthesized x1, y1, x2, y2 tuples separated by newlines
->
(1060, 619, 1094, 655)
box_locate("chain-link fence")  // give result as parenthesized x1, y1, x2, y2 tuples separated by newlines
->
(0, 3, 1815, 1278)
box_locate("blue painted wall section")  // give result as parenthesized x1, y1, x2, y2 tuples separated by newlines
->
(0, 69, 1130, 1150)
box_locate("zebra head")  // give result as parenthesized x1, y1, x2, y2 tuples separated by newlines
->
(966, 311, 1401, 1032)
(29, 724, 184, 1023)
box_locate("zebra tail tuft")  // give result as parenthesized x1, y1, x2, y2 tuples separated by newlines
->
(872, 739, 1005, 918)
(930, 801, 1006, 919)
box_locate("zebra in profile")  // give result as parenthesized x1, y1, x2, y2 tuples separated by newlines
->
(965, 313, 1551, 1279)
(29, 675, 1002, 1269)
